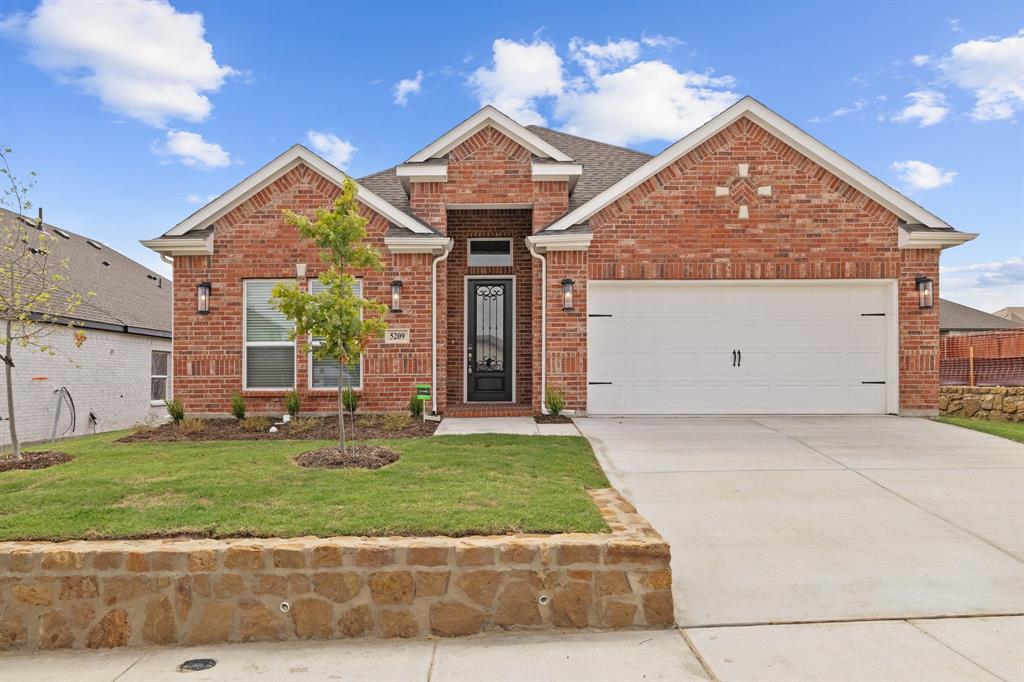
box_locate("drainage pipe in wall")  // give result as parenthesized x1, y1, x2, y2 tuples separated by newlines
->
(430, 240, 454, 416)
(526, 239, 547, 414)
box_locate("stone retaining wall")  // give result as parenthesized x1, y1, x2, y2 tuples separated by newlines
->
(939, 386, 1024, 422)
(0, 489, 673, 651)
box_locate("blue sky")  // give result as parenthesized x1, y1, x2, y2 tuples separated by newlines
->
(1, 0, 1021, 310)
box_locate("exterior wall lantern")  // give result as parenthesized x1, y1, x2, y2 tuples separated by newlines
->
(915, 276, 934, 309)
(197, 282, 211, 314)
(561, 278, 575, 311)
(390, 280, 403, 313)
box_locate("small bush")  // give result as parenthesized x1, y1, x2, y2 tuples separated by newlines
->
(409, 392, 423, 417)
(241, 416, 271, 432)
(382, 413, 411, 433)
(288, 416, 318, 434)
(166, 398, 185, 424)
(283, 391, 301, 418)
(342, 388, 358, 414)
(545, 387, 566, 417)
(230, 392, 247, 420)
(179, 418, 205, 435)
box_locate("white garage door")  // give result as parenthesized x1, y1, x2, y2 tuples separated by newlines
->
(587, 281, 896, 415)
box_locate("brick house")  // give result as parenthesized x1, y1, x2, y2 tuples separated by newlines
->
(143, 98, 975, 418)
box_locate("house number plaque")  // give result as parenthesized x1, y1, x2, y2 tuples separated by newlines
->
(385, 328, 411, 344)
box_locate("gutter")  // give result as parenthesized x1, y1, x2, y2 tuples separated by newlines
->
(526, 238, 547, 414)
(430, 239, 454, 415)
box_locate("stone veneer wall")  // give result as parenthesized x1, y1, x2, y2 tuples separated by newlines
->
(939, 386, 1024, 422)
(0, 489, 673, 651)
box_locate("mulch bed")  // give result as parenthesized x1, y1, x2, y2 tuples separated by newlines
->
(294, 444, 400, 470)
(534, 415, 573, 424)
(118, 414, 438, 443)
(0, 451, 74, 472)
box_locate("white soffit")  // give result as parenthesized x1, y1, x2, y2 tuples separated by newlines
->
(898, 227, 977, 249)
(544, 97, 958, 233)
(162, 144, 434, 237)
(407, 105, 573, 162)
(525, 231, 593, 252)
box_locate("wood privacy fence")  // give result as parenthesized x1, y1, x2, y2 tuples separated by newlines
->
(940, 330, 1024, 387)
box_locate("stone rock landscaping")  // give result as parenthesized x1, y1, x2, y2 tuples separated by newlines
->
(939, 386, 1024, 422)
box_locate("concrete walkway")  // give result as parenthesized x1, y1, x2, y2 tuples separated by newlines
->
(434, 416, 578, 436)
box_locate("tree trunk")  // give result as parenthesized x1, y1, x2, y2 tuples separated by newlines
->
(337, 362, 347, 453)
(4, 321, 20, 459)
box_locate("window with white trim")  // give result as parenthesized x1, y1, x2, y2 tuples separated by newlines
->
(468, 238, 512, 267)
(244, 280, 295, 390)
(309, 279, 362, 390)
(150, 350, 170, 402)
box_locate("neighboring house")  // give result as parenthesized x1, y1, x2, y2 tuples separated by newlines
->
(0, 208, 171, 445)
(993, 307, 1024, 324)
(940, 298, 1024, 336)
(144, 97, 976, 418)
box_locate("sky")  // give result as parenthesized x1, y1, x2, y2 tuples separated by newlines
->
(0, 0, 1021, 311)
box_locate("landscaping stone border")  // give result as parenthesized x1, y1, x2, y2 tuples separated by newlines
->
(939, 386, 1024, 422)
(0, 489, 673, 650)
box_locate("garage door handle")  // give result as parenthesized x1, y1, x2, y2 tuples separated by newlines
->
(737, 350, 742, 367)
(732, 350, 737, 367)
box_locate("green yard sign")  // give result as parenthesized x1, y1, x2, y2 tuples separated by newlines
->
(416, 383, 431, 401)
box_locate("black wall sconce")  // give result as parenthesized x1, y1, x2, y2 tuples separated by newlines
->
(562, 278, 575, 311)
(915, 276, 934, 309)
(197, 282, 211, 314)
(390, 280, 403, 313)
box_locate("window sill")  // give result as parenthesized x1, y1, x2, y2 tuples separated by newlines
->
(150, 400, 167, 407)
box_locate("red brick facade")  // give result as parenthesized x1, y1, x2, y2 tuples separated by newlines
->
(168, 115, 947, 417)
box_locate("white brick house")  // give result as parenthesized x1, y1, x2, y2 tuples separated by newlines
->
(0, 209, 171, 446)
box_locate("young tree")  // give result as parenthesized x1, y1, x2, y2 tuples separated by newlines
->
(0, 148, 90, 459)
(272, 178, 386, 453)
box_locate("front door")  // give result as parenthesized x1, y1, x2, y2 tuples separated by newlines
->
(467, 279, 513, 401)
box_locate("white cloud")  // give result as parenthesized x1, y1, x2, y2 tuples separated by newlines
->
(939, 29, 1024, 121)
(469, 38, 564, 125)
(940, 258, 1024, 310)
(911, 54, 931, 66)
(0, 0, 235, 127)
(305, 130, 356, 170)
(185, 193, 217, 204)
(947, 18, 964, 33)
(154, 130, 231, 170)
(640, 34, 683, 49)
(890, 160, 956, 190)
(830, 99, 867, 118)
(393, 70, 423, 106)
(891, 90, 949, 126)
(556, 61, 738, 146)
(568, 38, 641, 79)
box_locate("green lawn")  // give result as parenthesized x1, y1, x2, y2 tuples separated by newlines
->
(0, 432, 609, 541)
(936, 416, 1024, 444)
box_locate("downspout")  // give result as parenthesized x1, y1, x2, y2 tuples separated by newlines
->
(526, 238, 547, 414)
(430, 239, 454, 416)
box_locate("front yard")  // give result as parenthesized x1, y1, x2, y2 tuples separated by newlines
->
(936, 416, 1024, 443)
(0, 432, 609, 541)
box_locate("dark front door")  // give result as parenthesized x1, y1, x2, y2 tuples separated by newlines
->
(467, 279, 513, 402)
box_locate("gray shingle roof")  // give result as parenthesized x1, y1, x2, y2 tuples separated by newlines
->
(356, 126, 652, 224)
(0, 208, 171, 334)
(940, 298, 1023, 332)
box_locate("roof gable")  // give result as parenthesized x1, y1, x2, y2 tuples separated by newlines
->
(406, 105, 573, 163)
(543, 97, 967, 237)
(158, 145, 434, 239)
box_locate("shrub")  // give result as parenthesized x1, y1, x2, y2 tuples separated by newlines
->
(409, 392, 423, 417)
(342, 387, 358, 414)
(545, 387, 566, 417)
(382, 412, 411, 433)
(241, 416, 271, 432)
(288, 416, 317, 434)
(179, 418, 205, 435)
(230, 392, 247, 420)
(283, 391, 301, 418)
(166, 398, 185, 424)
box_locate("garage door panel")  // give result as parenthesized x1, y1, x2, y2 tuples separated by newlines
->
(587, 282, 892, 415)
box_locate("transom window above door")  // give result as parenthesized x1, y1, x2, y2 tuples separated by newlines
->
(468, 239, 512, 267)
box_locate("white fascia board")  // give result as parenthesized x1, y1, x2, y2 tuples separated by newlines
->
(407, 105, 573, 162)
(396, 163, 448, 183)
(141, 232, 213, 256)
(531, 162, 583, 182)
(162, 145, 433, 237)
(899, 227, 977, 249)
(545, 96, 955, 232)
(384, 236, 454, 255)
(525, 232, 593, 252)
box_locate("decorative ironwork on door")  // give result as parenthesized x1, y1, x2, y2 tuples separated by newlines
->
(467, 280, 513, 401)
